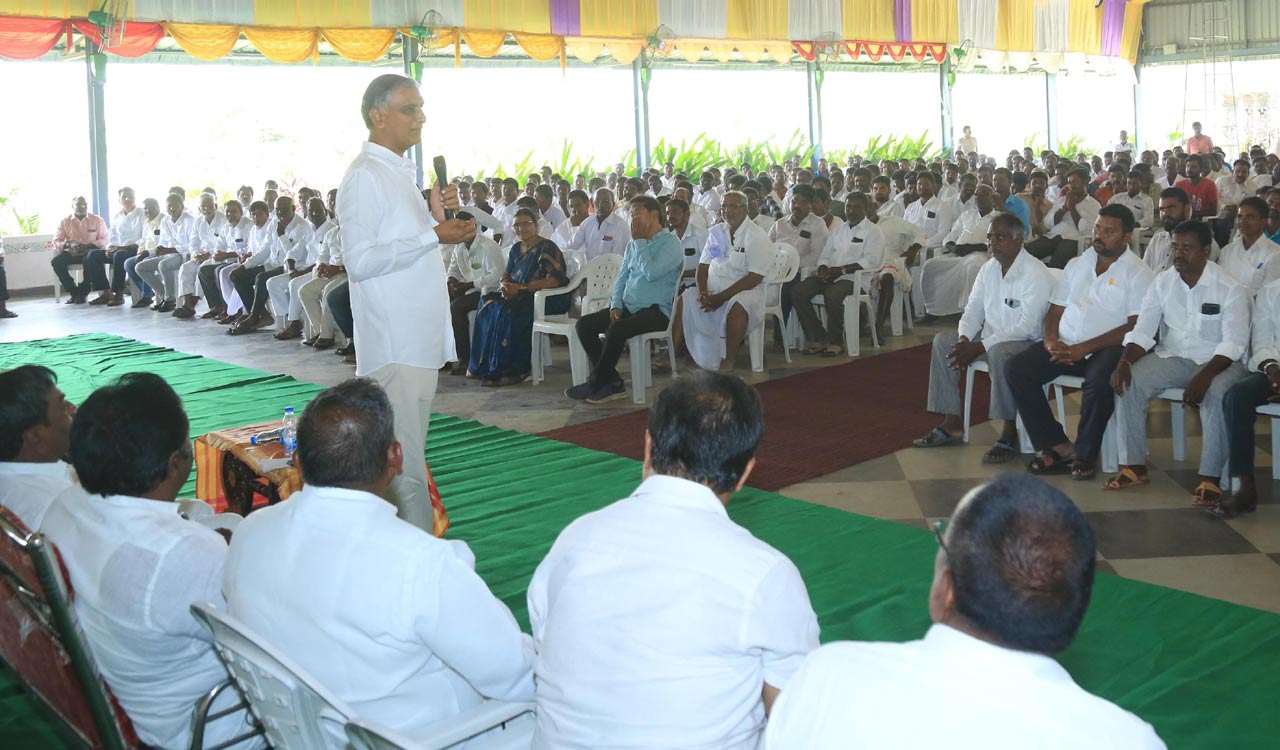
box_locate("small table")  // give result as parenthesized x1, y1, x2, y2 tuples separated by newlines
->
(194, 421, 450, 537)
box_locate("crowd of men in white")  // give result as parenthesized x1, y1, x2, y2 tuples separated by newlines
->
(8, 128, 1280, 748)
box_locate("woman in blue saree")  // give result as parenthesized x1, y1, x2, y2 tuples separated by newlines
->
(468, 207, 571, 386)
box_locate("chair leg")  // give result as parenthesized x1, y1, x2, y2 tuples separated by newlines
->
(866, 297, 880, 349)
(903, 288, 914, 331)
(667, 334, 678, 379)
(890, 287, 904, 336)
(1054, 384, 1067, 423)
(1101, 414, 1120, 474)
(1170, 402, 1186, 461)
(749, 326, 764, 372)
(1016, 414, 1034, 454)
(844, 299, 860, 357)
(630, 339, 645, 404)
(962, 367, 975, 444)
(1273, 417, 1280, 481)
(777, 313, 792, 363)
(531, 332, 544, 384)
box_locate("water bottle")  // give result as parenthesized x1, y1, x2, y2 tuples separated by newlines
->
(249, 428, 281, 446)
(280, 407, 297, 458)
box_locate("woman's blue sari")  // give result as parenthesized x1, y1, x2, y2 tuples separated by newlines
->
(468, 238, 570, 381)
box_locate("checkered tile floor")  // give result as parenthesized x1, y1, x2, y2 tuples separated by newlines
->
(5, 292, 1279, 613)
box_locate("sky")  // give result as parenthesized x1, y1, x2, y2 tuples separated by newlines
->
(1, 56, 1277, 236)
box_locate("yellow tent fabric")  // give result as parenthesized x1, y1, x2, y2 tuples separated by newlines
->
(579, 0, 658, 38)
(164, 22, 241, 60)
(512, 32, 563, 61)
(606, 38, 644, 64)
(997, 0, 1034, 52)
(461, 28, 507, 57)
(1121, 0, 1151, 63)
(463, 0, 551, 34)
(1067, 0, 1102, 56)
(726, 0, 788, 41)
(321, 28, 395, 62)
(910, 0, 958, 44)
(242, 26, 318, 63)
(566, 38, 604, 63)
(252, 0, 370, 29)
(842, 0, 895, 42)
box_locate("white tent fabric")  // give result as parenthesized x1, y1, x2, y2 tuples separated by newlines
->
(1034, 0, 1070, 53)
(957, 0, 998, 50)
(658, 0, 728, 39)
(370, 0, 466, 28)
(787, 0, 842, 41)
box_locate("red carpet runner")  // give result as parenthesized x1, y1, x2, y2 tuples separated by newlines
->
(540, 343, 993, 491)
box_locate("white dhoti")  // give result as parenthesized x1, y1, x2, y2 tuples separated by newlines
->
(921, 252, 988, 317)
(219, 262, 245, 315)
(287, 273, 311, 322)
(681, 285, 764, 370)
(266, 272, 294, 320)
(177, 258, 204, 298)
(299, 273, 347, 339)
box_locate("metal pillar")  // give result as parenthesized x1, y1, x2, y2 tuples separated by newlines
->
(806, 62, 824, 167)
(1045, 71, 1059, 152)
(85, 41, 109, 219)
(402, 35, 425, 187)
(1133, 62, 1144, 150)
(632, 57, 651, 173)
(939, 59, 954, 155)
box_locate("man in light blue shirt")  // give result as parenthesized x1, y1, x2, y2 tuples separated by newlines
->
(568, 195, 683, 404)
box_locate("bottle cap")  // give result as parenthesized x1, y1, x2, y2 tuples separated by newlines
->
(284, 407, 294, 413)
(250, 436, 258, 445)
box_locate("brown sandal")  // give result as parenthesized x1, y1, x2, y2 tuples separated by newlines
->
(1191, 481, 1222, 508)
(1103, 466, 1150, 491)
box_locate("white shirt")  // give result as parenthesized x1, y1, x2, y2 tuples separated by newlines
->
(959, 134, 978, 153)
(695, 187, 723, 216)
(217, 217, 253, 256)
(701, 219, 775, 294)
(566, 211, 631, 261)
(158, 212, 198, 258)
(871, 214, 922, 258)
(769, 213, 829, 269)
(139, 215, 162, 255)
(1124, 261, 1250, 364)
(876, 199, 905, 219)
(1247, 277, 1280, 370)
(41, 489, 258, 750)
(224, 484, 534, 737)
(1217, 234, 1280, 294)
(551, 217, 585, 251)
(108, 206, 146, 247)
(314, 223, 343, 266)
(958, 250, 1055, 348)
(338, 141, 455, 375)
(1216, 176, 1255, 206)
(192, 213, 231, 255)
(944, 208, 996, 246)
(1143, 230, 1221, 274)
(817, 218, 885, 283)
(765, 625, 1166, 750)
(1047, 194, 1101, 240)
(445, 233, 505, 296)
(303, 218, 336, 267)
(240, 219, 278, 268)
(1054, 249, 1154, 346)
(541, 203, 568, 229)
(751, 214, 774, 233)
(1108, 191, 1155, 229)
(673, 223, 709, 273)
(528, 475, 819, 750)
(269, 214, 316, 268)
(0, 460, 76, 530)
(904, 195, 957, 247)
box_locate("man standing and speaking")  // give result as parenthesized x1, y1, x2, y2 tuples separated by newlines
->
(337, 74, 476, 532)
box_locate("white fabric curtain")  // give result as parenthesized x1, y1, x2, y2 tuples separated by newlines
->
(371, 1, 467, 29)
(658, 0, 728, 39)
(1034, 0, 1070, 53)
(132, 0, 255, 25)
(788, 0, 843, 41)
(957, 0, 998, 50)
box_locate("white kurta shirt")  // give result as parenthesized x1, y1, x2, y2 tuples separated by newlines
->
(139, 216, 162, 255)
(1124, 261, 1250, 364)
(192, 213, 231, 255)
(338, 141, 455, 375)
(1248, 277, 1280, 370)
(108, 207, 146, 247)
(315, 224, 344, 266)
(270, 214, 316, 268)
(769, 213, 830, 269)
(673, 223, 709, 272)
(944, 209, 996, 246)
(445, 233, 505, 296)
(224, 484, 535, 737)
(1218, 234, 1280, 294)
(695, 187, 722, 216)
(240, 219, 279, 268)
(528, 475, 819, 750)
(1108, 191, 1156, 230)
(217, 217, 253, 256)
(1054, 248, 1154, 346)
(904, 195, 957, 247)
(0, 460, 76, 530)
(566, 211, 631, 261)
(817, 218, 886, 283)
(1046, 195, 1101, 240)
(957, 250, 1055, 347)
(702, 219, 775, 294)
(764, 625, 1166, 750)
(1216, 176, 1255, 206)
(158, 212, 198, 257)
(41, 488, 259, 750)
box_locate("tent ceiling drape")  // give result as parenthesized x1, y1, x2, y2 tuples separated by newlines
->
(0, 0, 1151, 67)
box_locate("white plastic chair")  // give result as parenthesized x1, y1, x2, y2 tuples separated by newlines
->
(531, 254, 621, 386)
(562, 249, 583, 279)
(1047, 375, 1120, 474)
(53, 266, 86, 301)
(747, 243, 799, 372)
(887, 278, 914, 337)
(1257, 403, 1280, 480)
(797, 269, 881, 358)
(346, 704, 534, 750)
(961, 356, 1034, 454)
(625, 283, 682, 404)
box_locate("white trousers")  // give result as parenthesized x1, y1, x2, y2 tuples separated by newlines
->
(177, 258, 210, 299)
(299, 272, 347, 339)
(370, 363, 439, 533)
(921, 252, 988, 317)
(218, 262, 245, 315)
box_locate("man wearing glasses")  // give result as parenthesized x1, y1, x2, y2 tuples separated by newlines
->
(765, 474, 1166, 750)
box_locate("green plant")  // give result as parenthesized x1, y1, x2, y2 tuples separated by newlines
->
(1057, 133, 1089, 159)
(1167, 125, 1185, 148)
(548, 138, 597, 180)
(832, 131, 942, 162)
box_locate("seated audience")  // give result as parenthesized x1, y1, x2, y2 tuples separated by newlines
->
(123, 198, 162, 307)
(551, 189, 591, 251)
(1108, 169, 1156, 230)
(0, 365, 77, 529)
(769, 184, 829, 344)
(40, 373, 261, 750)
(229, 196, 309, 335)
(297, 200, 346, 348)
(270, 197, 330, 340)
(469, 207, 570, 386)
(790, 192, 886, 355)
(224, 378, 534, 736)
(83, 187, 144, 306)
(1145, 187, 1195, 273)
(665, 197, 708, 287)
(1217, 196, 1280, 293)
(529, 372, 819, 750)
(172, 193, 228, 319)
(765, 474, 1165, 750)
(1107, 220, 1249, 503)
(671, 191, 774, 370)
(135, 194, 197, 313)
(1026, 168, 1099, 269)
(1006, 204, 1153, 480)
(50, 196, 109, 304)
(567, 195, 682, 403)
(445, 215, 504, 375)
(565, 188, 631, 260)
(919, 185, 999, 318)
(913, 213, 1054, 462)
(196, 199, 252, 321)
(1175, 154, 1218, 219)
(216, 200, 273, 325)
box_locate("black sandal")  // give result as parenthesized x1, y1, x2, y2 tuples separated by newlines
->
(1070, 460, 1096, 481)
(982, 440, 1018, 464)
(1028, 448, 1075, 475)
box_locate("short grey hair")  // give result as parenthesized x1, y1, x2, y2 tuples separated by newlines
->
(361, 74, 418, 129)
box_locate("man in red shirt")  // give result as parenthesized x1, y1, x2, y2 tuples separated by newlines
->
(1175, 155, 1219, 220)
(1186, 121, 1214, 155)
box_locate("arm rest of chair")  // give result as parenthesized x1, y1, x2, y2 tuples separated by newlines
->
(799, 265, 817, 280)
(409, 701, 535, 750)
(533, 274, 584, 319)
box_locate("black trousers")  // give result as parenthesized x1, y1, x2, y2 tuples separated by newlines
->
(575, 304, 669, 388)
(1224, 371, 1272, 477)
(1007, 343, 1123, 464)
(198, 260, 234, 309)
(327, 282, 353, 338)
(450, 289, 482, 364)
(103, 246, 139, 294)
(1024, 237, 1080, 269)
(81, 247, 118, 294)
(232, 266, 283, 316)
(0, 264, 8, 302)
(51, 251, 104, 294)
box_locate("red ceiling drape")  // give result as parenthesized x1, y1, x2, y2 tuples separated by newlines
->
(73, 20, 165, 59)
(0, 17, 70, 60)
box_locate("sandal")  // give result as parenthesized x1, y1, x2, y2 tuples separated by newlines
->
(803, 344, 826, 355)
(982, 440, 1018, 464)
(912, 426, 964, 449)
(821, 344, 843, 357)
(1028, 449, 1075, 475)
(1191, 481, 1222, 508)
(1070, 460, 1096, 481)
(1103, 466, 1151, 491)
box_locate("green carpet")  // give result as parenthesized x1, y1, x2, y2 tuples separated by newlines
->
(2, 333, 1278, 749)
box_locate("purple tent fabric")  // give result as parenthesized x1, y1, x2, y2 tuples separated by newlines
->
(550, 0, 581, 36)
(894, 0, 912, 42)
(1100, 0, 1127, 56)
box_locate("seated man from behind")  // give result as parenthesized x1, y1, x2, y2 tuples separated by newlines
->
(224, 378, 534, 736)
(530, 372, 820, 750)
(40, 373, 261, 750)
(912, 214, 1054, 463)
(0, 365, 77, 529)
(765, 474, 1166, 750)
(1107, 220, 1250, 504)
(566, 195, 683, 403)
